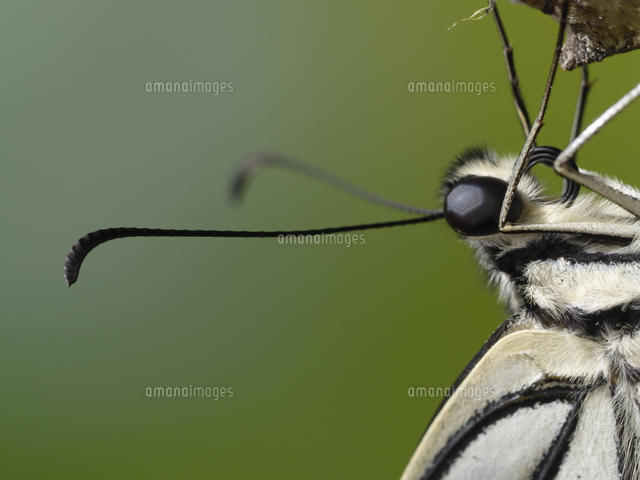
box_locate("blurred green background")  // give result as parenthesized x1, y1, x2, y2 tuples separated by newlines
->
(2, 1, 640, 478)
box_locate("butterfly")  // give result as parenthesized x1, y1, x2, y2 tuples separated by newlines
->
(63, 1, 640, 478)
(401, 2, 640, 479)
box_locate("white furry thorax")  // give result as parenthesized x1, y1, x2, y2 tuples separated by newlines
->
(446, 150, 640, 331)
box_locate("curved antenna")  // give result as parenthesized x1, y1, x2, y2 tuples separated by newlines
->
(64, 213, 444, 287)
(229, 153, 435, 216)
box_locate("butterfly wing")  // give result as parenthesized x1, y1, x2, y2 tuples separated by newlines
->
(401, 317, 626, 479)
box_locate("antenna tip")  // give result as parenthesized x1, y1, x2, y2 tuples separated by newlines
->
(228, 173, 247, 203)
(64, 262, 78, 287)
(228, 154, 268, 203)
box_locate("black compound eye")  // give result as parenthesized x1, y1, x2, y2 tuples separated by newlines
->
(444, 177, 523, 236)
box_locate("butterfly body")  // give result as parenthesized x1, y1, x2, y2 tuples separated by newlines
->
(402, 149, 640, 480)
